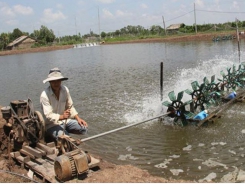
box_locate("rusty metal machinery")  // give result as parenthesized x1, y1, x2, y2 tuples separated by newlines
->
(54, 148, 92, 181)
(1, 99, 45, 148)
(0, 99, 100, 182)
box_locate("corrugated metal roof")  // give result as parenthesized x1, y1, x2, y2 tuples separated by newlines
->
(7, 35, 28, 47)
(167, 24, 182, 30)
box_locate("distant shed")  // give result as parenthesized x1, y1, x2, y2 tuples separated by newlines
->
(7, 35, 36, 50)
(166, 23, 184, 33)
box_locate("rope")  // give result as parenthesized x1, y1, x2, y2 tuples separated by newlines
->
(0, 169, 39, 183)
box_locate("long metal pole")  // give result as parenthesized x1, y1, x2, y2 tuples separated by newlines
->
(160, 62, 163, 101)
(81, 112, 170, 142)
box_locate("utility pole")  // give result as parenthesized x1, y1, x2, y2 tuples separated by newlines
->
(58, 31, 60, 43)
(75, 17, 77, 36)
(162, 16, 167, 35)
(98, 7, 101, 40)
(194, 3, 197, 34)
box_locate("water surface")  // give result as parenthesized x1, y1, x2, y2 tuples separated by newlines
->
(0, 40, 244, 182)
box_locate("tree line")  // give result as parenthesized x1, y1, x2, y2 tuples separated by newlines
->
(0, 20, 244, 50)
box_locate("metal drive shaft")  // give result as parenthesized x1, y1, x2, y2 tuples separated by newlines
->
(81, 112, 170, 142)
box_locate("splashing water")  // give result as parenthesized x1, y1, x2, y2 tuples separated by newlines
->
(123, 51, 244, 124)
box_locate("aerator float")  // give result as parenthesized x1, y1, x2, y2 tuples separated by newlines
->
(162, 62, 245, 127)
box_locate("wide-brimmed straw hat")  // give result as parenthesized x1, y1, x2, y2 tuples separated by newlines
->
(43, 67, 68, 83)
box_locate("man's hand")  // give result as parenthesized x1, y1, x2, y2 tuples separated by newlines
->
(76, 116, 88, 127)
(61, 109, 71, 119)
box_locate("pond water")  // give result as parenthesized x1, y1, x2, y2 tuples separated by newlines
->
(0, 39, 245, 182)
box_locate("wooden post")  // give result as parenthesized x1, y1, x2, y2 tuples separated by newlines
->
(160, 62, 163, 101)
(236, 18, 241, 62)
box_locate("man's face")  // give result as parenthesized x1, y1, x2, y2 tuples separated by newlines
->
(49, 80, 62, 91)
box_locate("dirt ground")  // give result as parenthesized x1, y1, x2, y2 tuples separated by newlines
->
(0, 45, 73, 56)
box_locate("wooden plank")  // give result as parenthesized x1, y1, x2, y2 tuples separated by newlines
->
(35, 158, 47, 164)
(11, 151, 57, 182)
(36, 142, 55, 155)
(47, 142, 56, 148)
(20, 149, 35, 159)
(22, 146, 42, 158)
(196, 89, 245, 128)
(35, 147, 46, 156)
(24, 159, 57, 183)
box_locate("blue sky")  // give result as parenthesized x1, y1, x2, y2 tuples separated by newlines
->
(0, 0, 244, 37)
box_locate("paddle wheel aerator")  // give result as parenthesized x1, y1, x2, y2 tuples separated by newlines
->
(161, 62, 245, 127)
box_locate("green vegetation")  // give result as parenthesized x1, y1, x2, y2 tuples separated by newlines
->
(0, 20, 244, 50)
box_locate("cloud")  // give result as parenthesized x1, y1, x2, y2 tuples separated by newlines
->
(6, 19, 18, 25)
(232, 1, 239, 9)
(195, 0, 204, 8)
(13, 5, 33, 15)
(116, 10, 133, 17)
(56, 4, 63, 9)
(142, 14, 160, 21)
(102, 9, 133, 19)
(0, 5, 15, 17)
(0, 3, 33, 18)
(214, 0, 220, 4)
(102, 9, 114, 18)
(140, 3, 148, 9)
(179, 4, 187, 11)
(97, 0, 115, 3)
(77, 0, 86, 5)
(41, 9, 66, 23)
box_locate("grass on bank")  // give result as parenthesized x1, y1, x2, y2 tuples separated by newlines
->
(102, 30, 236, 43)
(1, 30, 238, 52)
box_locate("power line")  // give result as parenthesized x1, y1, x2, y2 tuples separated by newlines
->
(165, 10, 194, 23)
(164, 9, 245, 25)
(197, 9, 245, 14)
